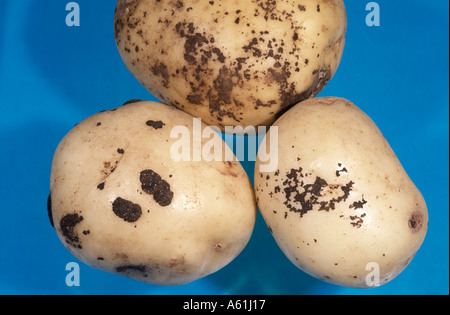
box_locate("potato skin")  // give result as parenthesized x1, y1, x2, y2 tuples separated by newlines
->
(254, 97, 428, 288)
(114, 0, 346, 130)
(49, 101, 257, 285)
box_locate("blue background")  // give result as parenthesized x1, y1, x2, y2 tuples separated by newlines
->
(0, 0, 448, 295)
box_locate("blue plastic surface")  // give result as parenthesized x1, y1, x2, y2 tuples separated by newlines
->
(0, 0, 448, 295)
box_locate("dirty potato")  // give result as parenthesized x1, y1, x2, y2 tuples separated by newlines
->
(49, 100, 257, 285)
(254, 97, 428, 288)
(114, 0, 347, 130)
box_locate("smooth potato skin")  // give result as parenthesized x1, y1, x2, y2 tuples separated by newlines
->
(254, 97, 428, 288)
(114, 0, 346, 130)
(49, 101, 257, 285)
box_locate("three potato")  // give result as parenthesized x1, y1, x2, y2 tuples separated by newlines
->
(48, 0, 427, 288)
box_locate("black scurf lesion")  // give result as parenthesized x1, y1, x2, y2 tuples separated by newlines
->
(408, 212, 424, 232)
(112, 197, 143, 223)
(140, 169, 174, 207)
(175, 22, 211, 65)
(335, 163, 348, 177)
(146, 120, 165, 129)
(60, 213, 84, 248)
(116, 264, 149, 278)
(116, 264, 147, 273)
(350, 214, 366, 228)
(97, 182, 105, 190)
(279, 167, 366, 228)
(151, 62, 170, 88)
(349, 196, 367, 210)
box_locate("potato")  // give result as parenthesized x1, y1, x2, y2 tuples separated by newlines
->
(254, 97, 428, 288)
(114, 0, 347, 130)
(48, 100, 257, 285)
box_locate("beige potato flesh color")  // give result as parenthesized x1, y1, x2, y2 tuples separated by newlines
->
(254, 97, 428, 288)
(114, 0, 347, 130)
(49, 101, 257, 285)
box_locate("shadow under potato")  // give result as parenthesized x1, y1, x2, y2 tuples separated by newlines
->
(207, 212, 331, 295)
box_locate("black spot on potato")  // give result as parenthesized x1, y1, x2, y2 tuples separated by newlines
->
(349, 196, 367, 210)
(140, 169, 174, 207)
(281, 167, 355, 220)
(243, 37, 262, 57)
(60, 213, 84, 246)
(175, 22, 209, 65)
(103, 160, 119, 174)
(212, 47, 226, 63)
(213, 66, 233, 105)
(409, 212, 423, 232)
(146, 120, 165, 129)
(173, 0, 184, 10)
(267, 65, 306, 109)
(335, 164, 348, 177)
(350, 214, 365, 228)
(187, 94, 204, 104)
(311, 68, 332, 96)
(112, 197, 143, 223)
(116, 264, 147, 273)
(206, 66, 242, 123)
(151, 62, 170, 88)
